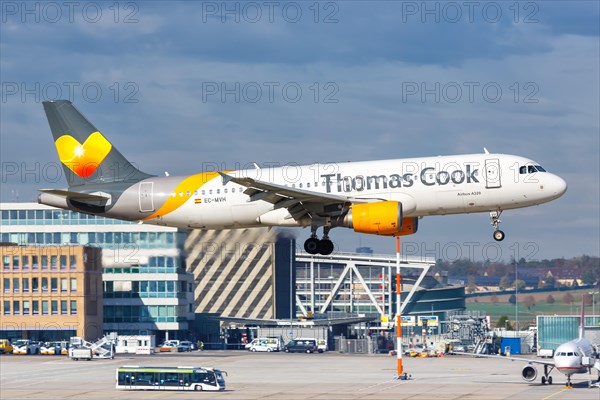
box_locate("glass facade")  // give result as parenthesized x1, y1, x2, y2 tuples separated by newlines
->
(1, 203, 194, 340)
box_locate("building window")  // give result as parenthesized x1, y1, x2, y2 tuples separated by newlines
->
(51, 277, 58, 292)
(51, 300, 58, 315)
(32, 300, 39, 315)
(3, 300, 10, 315)
(60, 255, 67, 270)
(42, 277, 48, 292)
(70, 255, 77, 269)
(32, 255, 39, 269)
(41, 256, 48, 270)
(51, 256, 57, 270)
(22, 277, 29, 293)
(60, 300, 67, 315)
(61, 278, 68, 292)
(12, 278, 19, 293)
(3, 278, 9, 293)
(13, 301, 20, 315)
(23, 300, 30, 315)
(22, 255, 29, 270)
(70, 300, 77, 315)
(42, 300, 48, 315)
(70, 278, 77, 292)
(32, 277, 39, 292)
(3, 256, 9, 270)
(12, 255, 19, 269)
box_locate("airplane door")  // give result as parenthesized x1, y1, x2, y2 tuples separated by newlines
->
(139, 182, 154, 212)
(485, 159, 502, 188)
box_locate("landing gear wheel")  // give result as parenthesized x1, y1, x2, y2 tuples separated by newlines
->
(304, 237, 320, 254)
(548, 376, 552, 385)
(318, 239, 334, 255)
(493, 230, 505, 242)
(541, 376, 546, 385)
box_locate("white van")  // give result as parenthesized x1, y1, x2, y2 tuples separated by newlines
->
(245, 337, 282, 351)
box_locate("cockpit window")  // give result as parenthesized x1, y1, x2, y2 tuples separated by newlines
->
(520, 165, 547, 174)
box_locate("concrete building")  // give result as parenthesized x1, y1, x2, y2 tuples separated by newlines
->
(1, 245, 103, 340)
(1, 203, 194, 341)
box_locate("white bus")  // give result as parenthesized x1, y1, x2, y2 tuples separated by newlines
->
(116, 366, 226, 391)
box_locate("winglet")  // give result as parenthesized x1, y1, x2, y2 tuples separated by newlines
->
(483, 147, 490, 154)
(218, 171, 234, 185)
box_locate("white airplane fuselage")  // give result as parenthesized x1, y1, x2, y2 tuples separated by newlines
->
(139, 153, 566, 230)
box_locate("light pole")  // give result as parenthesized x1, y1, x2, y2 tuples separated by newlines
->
(514, 260, 518, 331)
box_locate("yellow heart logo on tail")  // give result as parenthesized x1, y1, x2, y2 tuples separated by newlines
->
(55, 131, 112, 178)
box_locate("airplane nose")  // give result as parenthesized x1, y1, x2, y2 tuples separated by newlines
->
(552, 175, 567, 197)
(553, 176, 567, 197)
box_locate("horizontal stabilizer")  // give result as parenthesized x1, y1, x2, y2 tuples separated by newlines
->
(38, 189, 111, 206)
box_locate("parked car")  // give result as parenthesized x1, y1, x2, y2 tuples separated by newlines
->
(178, 341, 195, 352)
(12, 339, 41, 355)
(0, 339, 13, 354)
(249, 341, 275, 352)
(158, 341, 181, 352)
(317, 339, 328, 353)
(283, 339, 318, 353)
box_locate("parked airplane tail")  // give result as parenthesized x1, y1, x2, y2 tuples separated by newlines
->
(42, 100, 151, 187)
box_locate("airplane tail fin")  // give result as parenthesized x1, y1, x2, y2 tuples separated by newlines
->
(42, 100, 152, 187)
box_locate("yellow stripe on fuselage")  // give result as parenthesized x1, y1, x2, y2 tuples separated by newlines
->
(142, 172, 221, 220)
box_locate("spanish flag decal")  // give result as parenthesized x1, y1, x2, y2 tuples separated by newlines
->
(195, 198, 202, 204)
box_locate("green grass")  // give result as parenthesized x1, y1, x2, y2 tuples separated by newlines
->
(466, 289, 596, 327)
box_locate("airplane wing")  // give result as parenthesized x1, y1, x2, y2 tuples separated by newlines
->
(220, 173, 381, 204)
(454, 352, 555, 366)
(219, 172, 382, 221)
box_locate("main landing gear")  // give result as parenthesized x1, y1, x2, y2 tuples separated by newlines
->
(489, 210, 505, 241)
(304, 226, 334, 256)
(540, 365, 553, 385)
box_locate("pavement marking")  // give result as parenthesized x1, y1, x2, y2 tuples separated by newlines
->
(541, 388, 569, 400)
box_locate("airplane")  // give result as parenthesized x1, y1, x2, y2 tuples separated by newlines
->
(457, 304, 600, 388)
(37, 100, 567, 255)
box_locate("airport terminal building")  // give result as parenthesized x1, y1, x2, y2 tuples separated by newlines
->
(1, 202, 195, 341)
(2, 202, 469, 345)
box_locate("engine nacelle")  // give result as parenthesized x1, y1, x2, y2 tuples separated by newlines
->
(338, 201, 418, 236)
(521, 365, 537, 382)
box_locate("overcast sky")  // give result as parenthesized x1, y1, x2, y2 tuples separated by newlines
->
(1, 1, 598, 261)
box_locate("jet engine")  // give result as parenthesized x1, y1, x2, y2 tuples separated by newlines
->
(337, 201, 418, 236)
(521, 365, 537, 382)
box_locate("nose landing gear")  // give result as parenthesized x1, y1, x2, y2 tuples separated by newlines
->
(490, 210, 505, 241)
(304, 226, 334, 256)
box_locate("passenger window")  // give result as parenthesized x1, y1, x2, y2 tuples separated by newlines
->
(186, 191, 190, 196)
(209, 190, 213, 195)
(179, 192, 183, 197)
(194, 191, 198, 196)
(224, 188, 228, 193)
(217, 189, 220, 194)
(232, 188, 236, 193)
(299, 183, 303, 188)
(202, 190, 205, 195)
(307, 183, 310, 188)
